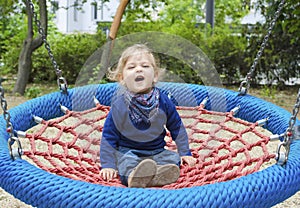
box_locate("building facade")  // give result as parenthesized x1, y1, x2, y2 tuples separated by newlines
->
(51, 0, 119, 33)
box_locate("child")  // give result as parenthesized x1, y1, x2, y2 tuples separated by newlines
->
(100, 44, 196, 188)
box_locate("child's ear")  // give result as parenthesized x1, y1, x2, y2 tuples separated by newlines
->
(117, 73, 123, 82)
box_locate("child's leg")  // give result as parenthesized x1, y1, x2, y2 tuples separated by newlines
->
(116, 148, 156, 187)
(148, 149, 181, 187)
(116, 148, 141, 186)
(152, 149, 181, 166)
(127, 159, 156, 188)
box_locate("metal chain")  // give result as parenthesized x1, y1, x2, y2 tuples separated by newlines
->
(236, 0, 300, 165)
(286, 89, 300, 134)
(276, 88, 300, 165)
(239, 0, 285, 95)
(27, 0, 68, 93)
(0, 82, 23, 160)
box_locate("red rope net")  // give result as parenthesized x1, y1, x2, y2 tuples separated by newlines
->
(23, 103, 276, 189)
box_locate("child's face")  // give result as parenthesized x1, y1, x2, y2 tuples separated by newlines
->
(121, 52, 158, 94)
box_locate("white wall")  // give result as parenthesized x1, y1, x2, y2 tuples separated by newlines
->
(53, 0, 119, 33)
(241, 0, 265, 24)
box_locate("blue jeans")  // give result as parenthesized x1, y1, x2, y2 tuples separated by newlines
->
(116, 147, 180, 186)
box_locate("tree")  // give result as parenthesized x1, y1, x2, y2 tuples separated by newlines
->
(116, 0, 249, 85)
(246, 0, 300, 85)
(13, 0, 47, 95)
(12, 0, 102, 95)
(5, 0, 297, 90)
(0, 0, 16, 60)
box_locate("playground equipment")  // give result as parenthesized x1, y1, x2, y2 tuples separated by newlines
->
(1, 0, 300, 207)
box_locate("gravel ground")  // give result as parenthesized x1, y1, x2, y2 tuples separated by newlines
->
(1, 89, 300, 207)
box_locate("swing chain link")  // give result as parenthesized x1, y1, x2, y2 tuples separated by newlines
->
(239, 0, 285, 95)
(276, 89, 300, 165)
(27, 0, 68, 93)
(287, 89, 300, 134)
(0, 82, 23, 160)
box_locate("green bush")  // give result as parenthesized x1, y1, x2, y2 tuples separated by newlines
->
(114, 0, 248, 85)
(1, 10, 106, 85)
(201, 26, 248, 84)
(3, 0, 296, 88)
(24, 85, 42, 98)
(31, 32, 106, 84)
(0, 11, 27, 76)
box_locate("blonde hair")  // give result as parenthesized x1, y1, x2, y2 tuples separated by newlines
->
(107, 44, 163, 83)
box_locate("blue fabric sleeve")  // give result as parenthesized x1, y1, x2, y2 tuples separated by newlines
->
(163, 94, 192, 156)
(100, 112, 120, 169)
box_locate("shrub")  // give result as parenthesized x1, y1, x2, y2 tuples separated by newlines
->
(31, 32, 106, 84)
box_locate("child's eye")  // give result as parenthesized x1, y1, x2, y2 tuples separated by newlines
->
(127, 65, 135, 70)
(142, 64, 150, 68)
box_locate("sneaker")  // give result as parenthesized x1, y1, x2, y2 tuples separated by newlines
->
(148, 164, 180, 187)
(128, 159, 157, 188)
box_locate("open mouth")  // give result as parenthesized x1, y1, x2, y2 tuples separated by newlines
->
(135, 76, 145, 82)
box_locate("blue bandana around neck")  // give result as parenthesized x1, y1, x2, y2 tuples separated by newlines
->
(124, 87, 160, 125)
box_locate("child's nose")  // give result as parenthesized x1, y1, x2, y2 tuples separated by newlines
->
(136, 66, 143, 72)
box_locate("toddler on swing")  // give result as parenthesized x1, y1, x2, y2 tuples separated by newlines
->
(100, 44, 196, 187)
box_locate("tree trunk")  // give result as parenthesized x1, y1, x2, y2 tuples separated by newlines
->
(13, 39, 34, 95)
(13, 0, 47, 95)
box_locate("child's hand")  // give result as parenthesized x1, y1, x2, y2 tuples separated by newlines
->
(100, 168, 118, 181)
(181, 156, 197, 167)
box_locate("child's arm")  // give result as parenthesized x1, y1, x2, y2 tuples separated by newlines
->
(100, 112, 120, 174)
(164, 98, 191, 156)
(163, 93, 196, 166)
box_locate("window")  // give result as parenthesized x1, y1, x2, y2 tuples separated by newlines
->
(74, 0, 78, 21)
(91, 2, 98, 20)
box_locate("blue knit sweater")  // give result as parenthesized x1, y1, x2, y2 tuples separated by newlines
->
(100, 88, 191, 169)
